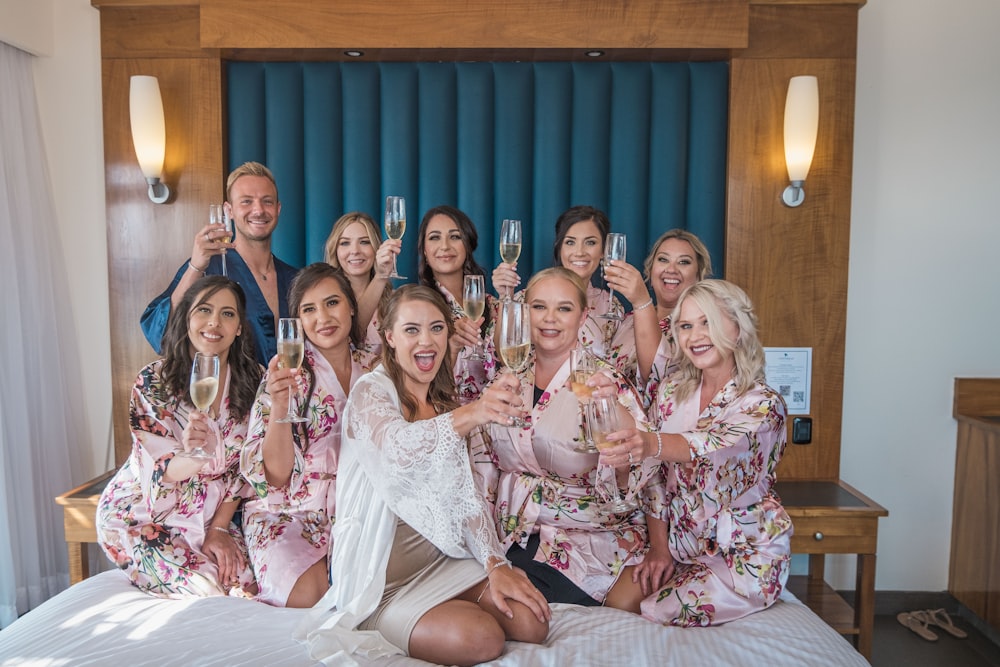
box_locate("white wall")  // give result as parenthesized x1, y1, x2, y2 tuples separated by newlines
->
(10, 0, 1000, 590)
(834, 0, 1000, 591)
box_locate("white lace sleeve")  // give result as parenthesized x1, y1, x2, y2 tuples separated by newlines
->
(343, 368, 506, 568)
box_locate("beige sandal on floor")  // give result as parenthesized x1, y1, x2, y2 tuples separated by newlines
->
(897, 611, 939, 641)
(925, 608, 968, 638)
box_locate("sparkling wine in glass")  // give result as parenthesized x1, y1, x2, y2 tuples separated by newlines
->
(570, 347, 599, 453)
(463, 274, 487, 360)
(499, 301, 531, 427)
(184, 352, 219, 460)
(210, 204, 227, 277)
(588, 395, 636, 514)
(499, 219, 522, 301)
(275, 318, 308, 424)
(600, 232, 627, 321)
(384, 196, 407, 279)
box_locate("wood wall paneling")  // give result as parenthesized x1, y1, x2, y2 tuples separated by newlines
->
(198, 0, 750, 51)
(95, 0, 863, 477)
(101, 6, 225, 463)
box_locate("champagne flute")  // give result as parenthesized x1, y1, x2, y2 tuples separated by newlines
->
(570, 347, 599, 453)
(463, 274, 487, 360)
(384, 195, 407, 279)
(275, 318, 308, 424)
(499, 218, 522, 301)
(599, 232, 627, 321)
(588, 395, 636, 514)
(183, 352, 219, 460)
(209, 204, 227, 277)
(498, 301, 531, 428)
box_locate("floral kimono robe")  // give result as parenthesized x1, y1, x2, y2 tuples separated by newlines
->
(639, 315, 679, 410)
(435, 280, 498, 404)
(97, 360, 255, 597)
(473, 355, 666, 602)
(639, 377, 793, 626)
(241, 340, 374, 606)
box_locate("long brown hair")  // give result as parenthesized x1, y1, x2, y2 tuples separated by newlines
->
(377, 284, 459, 420)
(160, 276, 261, 421)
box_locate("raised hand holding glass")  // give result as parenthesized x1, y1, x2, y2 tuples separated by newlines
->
(600, 233, 627, 321)
(275, 318, 308, 424)
(384, 196, 407, 279)
(183, 352, 219, 460)
(463, 274, 487, 360)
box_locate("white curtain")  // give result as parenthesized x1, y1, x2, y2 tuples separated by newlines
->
(0, 40, 87, 627)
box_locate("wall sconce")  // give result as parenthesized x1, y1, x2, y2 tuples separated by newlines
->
(782, 75, 819, 207)
(129, 75, 170, 204)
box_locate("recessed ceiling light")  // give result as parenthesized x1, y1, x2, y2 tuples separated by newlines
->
(585, 50, 605, 58)
(344, 50, 364, 57)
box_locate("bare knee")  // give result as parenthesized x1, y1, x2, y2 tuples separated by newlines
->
(503, 602, 550, 645)
(283, 558, 329, 608)
(409, 602, 506, 666)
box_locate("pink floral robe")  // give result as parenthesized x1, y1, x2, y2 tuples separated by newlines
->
(473, 356, 666, 602)
(638, 316, 678, 409)
(241, 341, 373, 606)
(97, 360, 256, 597)
(435, 280, 498, 405)
(639, 377, 793, 626)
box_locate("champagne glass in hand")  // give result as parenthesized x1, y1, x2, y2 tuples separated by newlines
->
(498, 301, 531, 427)
(463, 274, 487, 360)
(570, 348, 599, 453)
(384, 196, 407, 279)
(210, 204, 227, 277)
(589, 395, 636, 513)
(184, 352, 219, 460)
(499, 218, 522, 300)
(600, 233, 627, 321)
(275, 318, 308, 424)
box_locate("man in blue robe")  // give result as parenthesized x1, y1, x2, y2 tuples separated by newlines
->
(141, 162, 298, 366)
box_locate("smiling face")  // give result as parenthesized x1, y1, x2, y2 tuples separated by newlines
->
(650, 237, 700, 310)
(526, 275, 587, 358)
(674, 296, 738, 377)
(558, 219, 603, 282)
(297, 276, 354, 354)
(422, 213, 468, 280)
(335, 220, 376, 279)
(384, 298, 451, 395)
(187, 287, 242, 360)
(225, 174, 280, 243)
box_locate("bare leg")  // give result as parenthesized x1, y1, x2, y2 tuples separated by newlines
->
(408, 599, 507, 667)
(458, 581, 549, 645)
(284, 558, 329, 608)
(603, 565, 644, 614)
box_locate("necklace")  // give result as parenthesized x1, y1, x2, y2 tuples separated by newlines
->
(253, 256, 274, 281)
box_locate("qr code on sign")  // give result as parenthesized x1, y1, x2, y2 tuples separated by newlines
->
(793, 391, 805, 403)
(779, 385, 791, 396)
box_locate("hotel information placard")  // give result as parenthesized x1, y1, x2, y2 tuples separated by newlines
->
(763, 347, 811, 414)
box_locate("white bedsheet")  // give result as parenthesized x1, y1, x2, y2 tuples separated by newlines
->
(0, 570, 869, 666)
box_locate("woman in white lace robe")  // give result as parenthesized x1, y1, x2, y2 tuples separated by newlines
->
(300, 284, 549, 667)
(598, 280, 792, 626)
(242, 265, 375, 608)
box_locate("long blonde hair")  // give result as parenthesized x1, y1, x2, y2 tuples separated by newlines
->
(669, 280, 765, 403)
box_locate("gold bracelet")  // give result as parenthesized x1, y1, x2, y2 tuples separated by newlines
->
(633, 299, 654, 312)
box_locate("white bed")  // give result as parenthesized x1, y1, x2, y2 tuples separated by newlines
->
(0, 570, 869, 666)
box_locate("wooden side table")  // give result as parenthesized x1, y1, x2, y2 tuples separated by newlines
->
(54, 470, 115, 585)
(775, 479, 888, 660)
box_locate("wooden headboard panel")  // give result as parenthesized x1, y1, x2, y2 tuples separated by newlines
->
(93, 0, 864, 481)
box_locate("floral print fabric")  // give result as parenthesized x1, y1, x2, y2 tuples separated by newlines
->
(240, 340, 372, 606)
(473, 357, 665, 602)
(639, 378, 793, 626)
(97, 360, 255, 597)
(436, 281, 498, 404)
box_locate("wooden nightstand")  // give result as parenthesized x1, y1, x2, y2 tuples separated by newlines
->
(54, 470, 115, 585)
(775, 479, 888, 660)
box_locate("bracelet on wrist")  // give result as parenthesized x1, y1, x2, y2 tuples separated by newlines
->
(633, 299, 654, 312)
(655, 432, 664, 460)
(210, 526, 230, 535)
(189, 259, 208, 274)
(486, 558, 511, 576)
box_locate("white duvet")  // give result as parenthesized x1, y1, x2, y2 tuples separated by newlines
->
(0, 570, 869, 666)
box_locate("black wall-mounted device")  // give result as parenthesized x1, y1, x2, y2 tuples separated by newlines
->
(792, 417, 812, 444)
